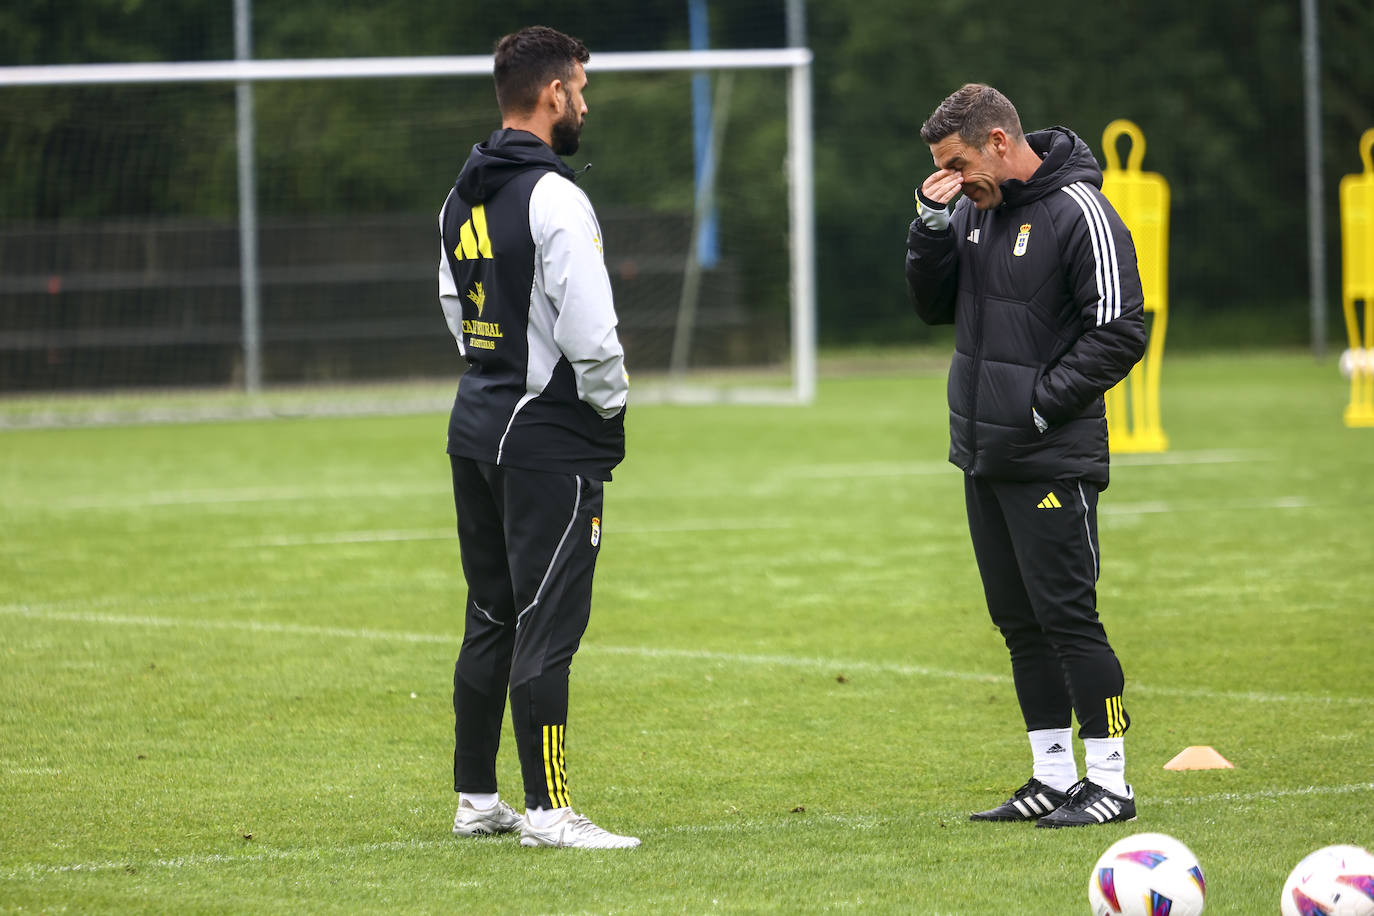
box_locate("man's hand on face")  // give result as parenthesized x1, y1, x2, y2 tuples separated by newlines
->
(921, 168, 963, 206)
(914, 168, 963, 231)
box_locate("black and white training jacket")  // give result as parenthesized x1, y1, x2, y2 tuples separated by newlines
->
(905, 126, 1147, 488)
(438, 129, 628, 481)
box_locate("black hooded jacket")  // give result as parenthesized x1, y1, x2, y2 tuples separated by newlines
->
(905, 127, 1147, 487)
(438, 129, 628, 480)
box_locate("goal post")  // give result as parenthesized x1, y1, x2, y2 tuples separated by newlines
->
(0, 48, 816, 412)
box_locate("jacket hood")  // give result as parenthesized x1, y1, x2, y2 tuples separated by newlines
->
(454, 128, 577, 204)
(999, 126, 1101, 208)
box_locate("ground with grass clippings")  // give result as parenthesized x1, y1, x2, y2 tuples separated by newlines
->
(2, 350, 1370, 913)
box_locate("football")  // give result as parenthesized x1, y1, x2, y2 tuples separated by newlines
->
(1088, 832, 1206, 916)
(1340, 348, 1372, 379)
(1280, 844, 1374, 916)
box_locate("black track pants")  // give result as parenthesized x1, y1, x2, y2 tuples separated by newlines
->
(963, 475, 1129, 740)
(449, 456, 604, 811)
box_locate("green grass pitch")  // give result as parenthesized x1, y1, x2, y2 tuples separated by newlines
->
(1, 350, 1371, 913)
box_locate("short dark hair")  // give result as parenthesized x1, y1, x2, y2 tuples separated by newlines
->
(492, 26, 590, 116)
(919, 83, 1024, 148)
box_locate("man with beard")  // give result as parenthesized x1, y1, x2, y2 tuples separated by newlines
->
(438, 26, 635, 849)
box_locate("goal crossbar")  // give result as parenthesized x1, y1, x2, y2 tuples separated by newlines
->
(0, 48, 812, 87)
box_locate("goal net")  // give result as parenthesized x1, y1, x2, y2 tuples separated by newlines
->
(0, 50, 815, 422)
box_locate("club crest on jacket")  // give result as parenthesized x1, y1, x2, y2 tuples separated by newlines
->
(1013, 223, 1032, 257)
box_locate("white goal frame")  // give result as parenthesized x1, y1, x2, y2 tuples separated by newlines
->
(0, 48, 816, 406)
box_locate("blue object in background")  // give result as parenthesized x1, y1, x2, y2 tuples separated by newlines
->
(689, 0, 720, 268)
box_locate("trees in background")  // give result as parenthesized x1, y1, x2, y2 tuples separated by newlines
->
(2, 0, 1371, 346)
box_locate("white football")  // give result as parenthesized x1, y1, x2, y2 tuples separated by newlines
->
(1280, 844, 1374, 916)
(1088, 832, 1206, 916)
(1340, 348, 1373, 379)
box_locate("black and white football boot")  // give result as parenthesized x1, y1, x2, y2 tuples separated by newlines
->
(1035, 778, 1137, 828)
(969, 778, 1070, 822)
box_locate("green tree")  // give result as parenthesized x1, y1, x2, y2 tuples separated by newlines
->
(3, 1, 1372, 346)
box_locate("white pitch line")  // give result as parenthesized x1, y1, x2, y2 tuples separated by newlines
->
(0, 605, 455, 645)
(238, 529, 453, 547)
(0, 838, 474, 882)
(673, 783, 1374, 831)
(1104, 495, 1311, 516)
(31, 483, 448, 511)
(588, 645, 1374, 707)
(781, 449, 1270, 480)
(235, 498, 1314, 548)
(7, 449, 1276, 513)
(781, 460, 955, 479)
(1110, 448, 1273, 467)
(615, 519, 800, 533)
(3, 604, 1370, 708)
(4, 783, 1370, 881)
(233, 519, 799, 548)
(4, 449, 1299, 519)
(1151, 782, 1374, 806)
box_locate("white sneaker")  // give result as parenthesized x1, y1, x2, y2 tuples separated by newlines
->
(519, 810, 640, 849)
(452, 798, 522, 837)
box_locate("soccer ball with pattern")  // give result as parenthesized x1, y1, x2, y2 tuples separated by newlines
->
(1339, 348, 1370, 379)
(1280, 844, 1374, 916)
(1088, 832, 1206, 916)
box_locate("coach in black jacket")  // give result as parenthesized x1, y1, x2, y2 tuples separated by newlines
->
(906, 84, 1147, 828)
(438, 27, 636, 849)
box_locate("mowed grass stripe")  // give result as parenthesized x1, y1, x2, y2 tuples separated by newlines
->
(5, 783, 1371, 883)
(3, 605, 1370, 708)
(12, 449, 1274, 510)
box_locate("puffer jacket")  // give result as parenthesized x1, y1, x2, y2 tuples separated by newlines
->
(905, 126, 1147, 488)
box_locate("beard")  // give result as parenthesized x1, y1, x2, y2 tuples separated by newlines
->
(550, 92, 583, 156)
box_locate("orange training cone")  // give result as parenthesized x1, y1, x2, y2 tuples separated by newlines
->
(1163, 746, 1234, 770)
